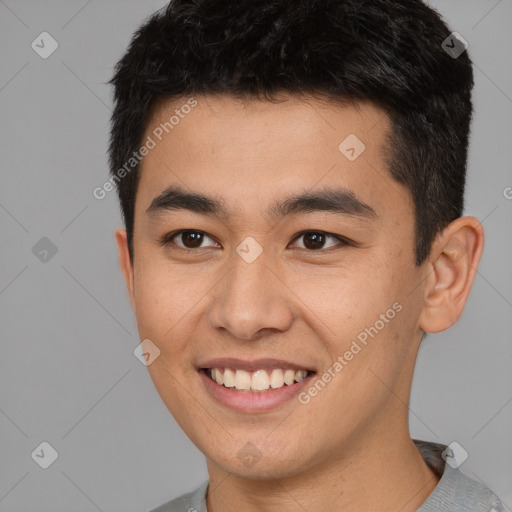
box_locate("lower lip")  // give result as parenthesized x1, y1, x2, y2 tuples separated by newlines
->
(198, 369, 315, 413)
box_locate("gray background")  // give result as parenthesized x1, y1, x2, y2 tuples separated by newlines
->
(0, 1, 510, 511)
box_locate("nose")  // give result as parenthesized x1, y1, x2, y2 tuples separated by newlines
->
(207, 249, 294, 341)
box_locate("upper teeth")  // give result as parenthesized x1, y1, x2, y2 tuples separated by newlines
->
(209, 368, 308, 391)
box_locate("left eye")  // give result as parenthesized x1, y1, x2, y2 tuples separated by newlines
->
(289, 231, 347, 251)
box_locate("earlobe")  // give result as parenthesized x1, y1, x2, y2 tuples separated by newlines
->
(114, 227, 136, 313)
(419, 217, 484, 333)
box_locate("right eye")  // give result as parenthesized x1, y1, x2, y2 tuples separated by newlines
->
(159, 230, 221, 251)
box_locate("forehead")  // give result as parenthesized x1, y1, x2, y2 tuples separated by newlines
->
(145, 93, 387, 153)
(135, 93, 411, 224)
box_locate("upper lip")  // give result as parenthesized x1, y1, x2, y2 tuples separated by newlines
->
(198, 358, 315, 373)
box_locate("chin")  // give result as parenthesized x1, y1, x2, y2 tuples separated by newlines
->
(205, 441, 314, 481)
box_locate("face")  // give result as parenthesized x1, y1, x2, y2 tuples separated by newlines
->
(118, 93, 430, 479)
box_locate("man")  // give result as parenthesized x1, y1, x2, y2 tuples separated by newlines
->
(108, 0, 504, 510)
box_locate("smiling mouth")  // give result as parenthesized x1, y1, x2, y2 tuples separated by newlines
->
(200, 367, 316, 392)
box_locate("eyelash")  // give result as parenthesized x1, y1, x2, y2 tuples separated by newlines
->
(158, 229, 353, 253)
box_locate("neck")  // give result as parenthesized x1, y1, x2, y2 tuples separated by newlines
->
(206, 427, 440, 512)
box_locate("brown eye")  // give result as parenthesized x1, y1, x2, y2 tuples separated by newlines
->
(162, 230, 219, 250)
(291, 231, 347, 251)
(302, 232, 326, 250)
(180, 231, 203, 248)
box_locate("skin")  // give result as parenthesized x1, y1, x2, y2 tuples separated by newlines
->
(115, 93, 484, 512)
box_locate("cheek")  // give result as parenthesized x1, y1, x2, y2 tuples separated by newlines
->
(303, 263, 414, 379)
(132, 259, 208, 346)
(285, 259, 400, 334)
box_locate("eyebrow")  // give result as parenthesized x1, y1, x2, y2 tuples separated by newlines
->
(145, 185, 377, 222)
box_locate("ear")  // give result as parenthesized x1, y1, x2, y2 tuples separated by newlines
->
(419, 216, 484, 333)
(115, 227, 136, 313)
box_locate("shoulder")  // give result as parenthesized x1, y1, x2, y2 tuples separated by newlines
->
(148, 481, 208, 512)
(414, 439, 504, 512)
(421, 464, 505, 511)
(444, 466, 504, 511)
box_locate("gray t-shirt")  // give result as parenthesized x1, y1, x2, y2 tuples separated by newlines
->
(150, 439, 504, 512)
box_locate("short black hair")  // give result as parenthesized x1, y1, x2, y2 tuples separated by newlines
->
(108, 0, 474, 265)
